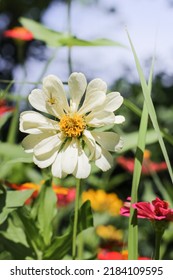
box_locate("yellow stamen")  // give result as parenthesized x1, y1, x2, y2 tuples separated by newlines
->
(59, 114, 86, 138)
(47, 97, 56, 105)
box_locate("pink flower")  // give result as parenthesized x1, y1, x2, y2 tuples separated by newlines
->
(120, 197, 173, 221)
(117, 150, 167, 175)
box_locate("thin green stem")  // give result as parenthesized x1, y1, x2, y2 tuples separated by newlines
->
(67, 0, 73, 74)
(7, 101, 19, 144)
(154, 230, 164, 260)
(72, 178, 81, 260)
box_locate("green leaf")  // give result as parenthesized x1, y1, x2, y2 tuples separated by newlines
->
(0, 112, 13, 128)
(0, 189, 34, 224)
(0, 142, 32, 159)
(43, 201, 93, 260)
(20, 17, 126, 48)
(77, 201, 93, 233)
(127, 37, 154, 260)
(17, 207, 44, 259)
(0, 217, 28, 247)
(0, 237, 33, 260)
(0, 184, 6, 213)
(122, 129, 158, 153)
(36, 180, 57, 246)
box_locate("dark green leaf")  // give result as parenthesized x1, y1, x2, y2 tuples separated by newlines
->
(18, 207, 44, 258)
(43, 201, 93, 260)
(0, 112, 13, 128)
(0, 184, 6, 213)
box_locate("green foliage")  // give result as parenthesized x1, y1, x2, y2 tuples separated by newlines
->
(43, 201, 93, 260)
(20, 17, 126, 48)
(0, 185, 34, 225)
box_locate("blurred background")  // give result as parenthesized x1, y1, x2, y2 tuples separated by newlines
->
(1, 0, 173, 86)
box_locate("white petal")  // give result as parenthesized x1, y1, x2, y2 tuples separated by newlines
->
(29, 89, 47, 112)
(68, 72, 87, 111)
(91, 131, 121, 152)
(29, 89, 64, 118)
(104, 92, 123, 112)
(87, 78, 107, 93)
(22, 133, 52, 153)
(34, 134, 62, 156)
(114, 115, 125, 124)
(61, 138, 78, 174)
(86, 111, 115, 127)
(78, 91, 106, 115)
(51, 152, 67, 178)
(33, 147, 58, 168)
(95, 148, 113, 171)
(19, 111, 59, 134)
(73, 147, 91, 178)
(83, 130, 102, 160)
(43, 75, 70, 113)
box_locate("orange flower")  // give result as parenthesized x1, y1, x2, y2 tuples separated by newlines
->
(6, 181, 75, 206)
(117, 150, 167, 175)
(4, 27, 33, 41)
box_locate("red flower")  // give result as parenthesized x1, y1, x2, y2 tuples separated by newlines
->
(97, 249, 150, 260)
(117, 150, 167, 175)
(53, 186, 76, 207)
(121, 197, 173, 221)
(0, 100, 14, 116)
(4, 27, 33, 41)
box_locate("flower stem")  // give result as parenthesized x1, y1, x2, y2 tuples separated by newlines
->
(72, 178, 81, 260)
(154, 231, 163, 260)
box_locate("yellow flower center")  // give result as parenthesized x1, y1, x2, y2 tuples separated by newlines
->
(59, 114, 86, 138)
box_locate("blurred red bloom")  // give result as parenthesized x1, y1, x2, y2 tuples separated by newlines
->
(117, 150, 167, 175)
(97, 249, 150, 260)
(4, 27, 33, 41)
(120, 197, 173, 221)
(0, 100, 14, 116)
(6, 182, 76, 207)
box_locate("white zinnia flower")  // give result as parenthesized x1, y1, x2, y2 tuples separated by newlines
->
(19, 72, 125, 179)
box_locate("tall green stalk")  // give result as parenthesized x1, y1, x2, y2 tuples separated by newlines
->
(126, 30, 154, 259)
(128, 102, 149, 259)
(72, 178, 81, 260)
(153, 220, 167, 260)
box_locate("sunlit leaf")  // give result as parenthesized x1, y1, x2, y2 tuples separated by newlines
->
(127, 35, 154, 260)
(20, 17, 126, 48)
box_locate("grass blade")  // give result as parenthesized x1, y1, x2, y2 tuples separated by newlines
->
(126, 30, 173, 184)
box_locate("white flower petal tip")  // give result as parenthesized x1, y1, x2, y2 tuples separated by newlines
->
(19, 72, 125, 178)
